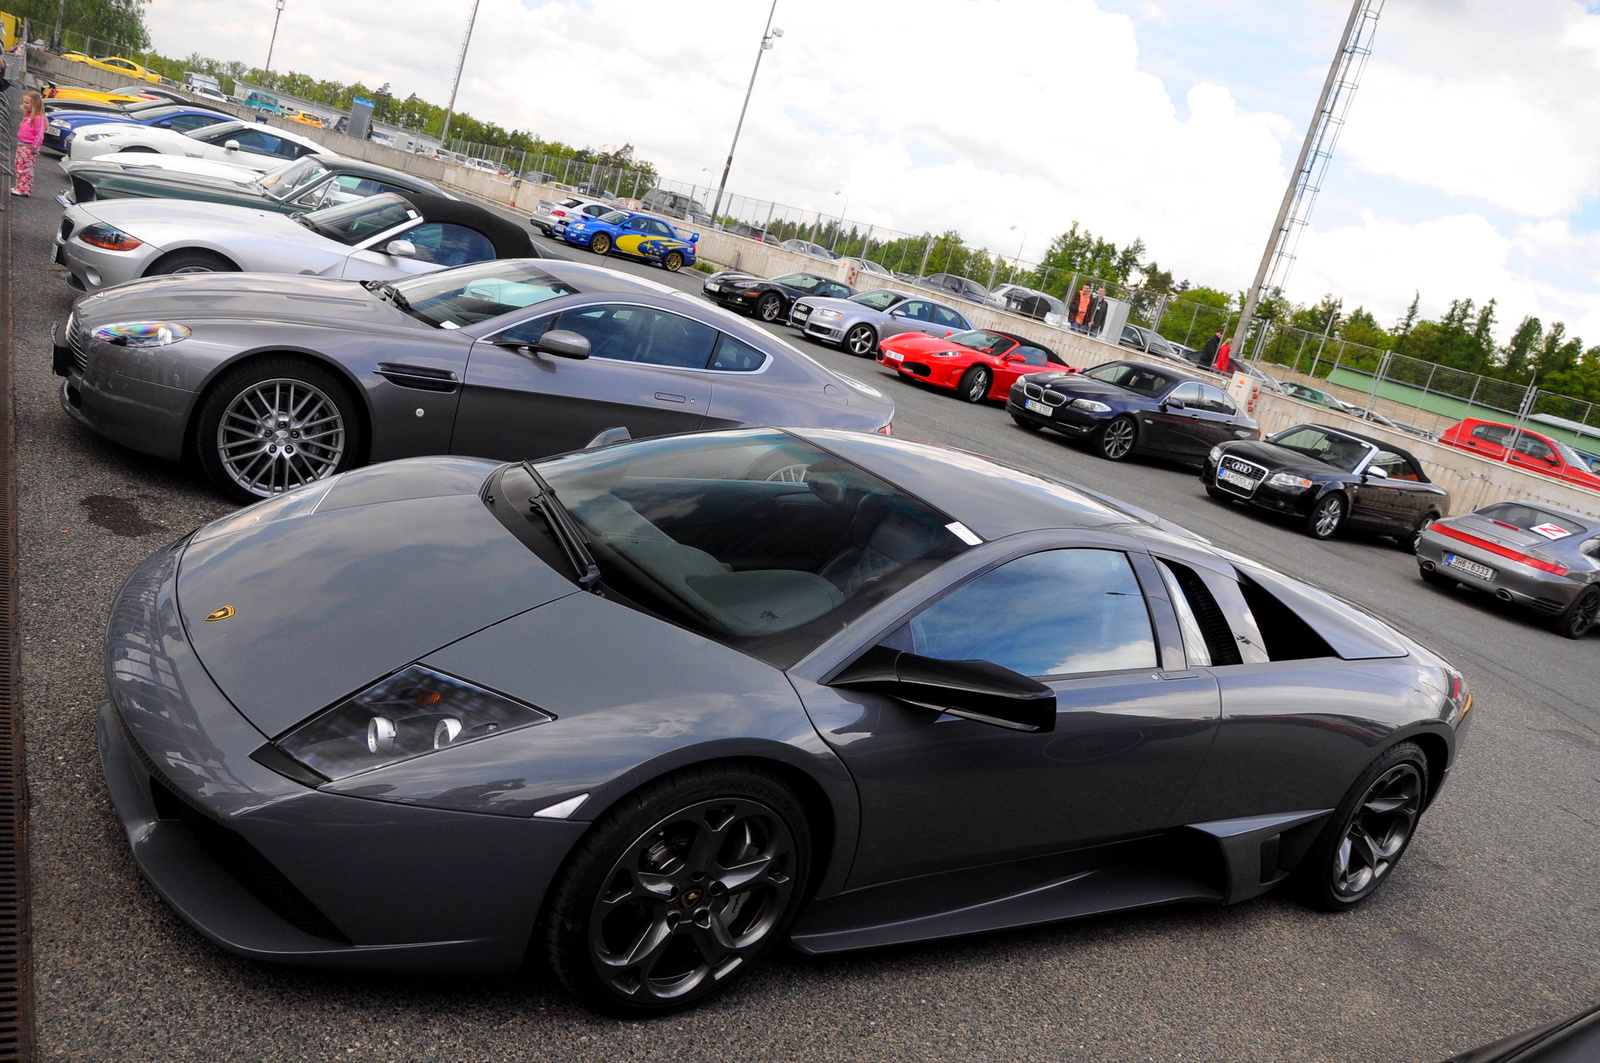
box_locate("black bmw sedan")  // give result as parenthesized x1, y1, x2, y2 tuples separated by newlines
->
(1203, 424, 1450, 544)
(1008, 359, 1259, 463)
(702, 270, 855, 324)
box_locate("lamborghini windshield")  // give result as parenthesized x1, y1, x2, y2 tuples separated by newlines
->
(518, 430, 970, 666)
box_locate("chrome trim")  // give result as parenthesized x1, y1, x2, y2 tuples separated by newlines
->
(1020, 380, 1066, 406)
(1215, 454, 1269, 499)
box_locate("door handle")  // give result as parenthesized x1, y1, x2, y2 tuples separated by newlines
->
(653, 392, 688, 404)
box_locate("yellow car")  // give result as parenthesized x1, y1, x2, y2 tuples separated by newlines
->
(42, 84, 155, 106)
(62, 53, 163, 84)
(284, 109, 325, 129)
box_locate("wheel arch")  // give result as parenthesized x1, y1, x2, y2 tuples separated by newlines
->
(141, 245, 243, 277)
(1393, 724, 1452, 808)
(181, 346, 374, 468)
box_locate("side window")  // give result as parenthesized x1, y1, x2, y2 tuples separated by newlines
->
(1200, 384, 1237, 415)
(583, 204, 608, 217)
(1168, 381, 1203, 406)
(1472, 423, 1512, 446)
(163, 114, 218, 133)
(625, 217, 650, 231)
(1513, 434, 1556, 462)
(823, 283, 851, 299)
(901, 549, 1158, 678)
(1373, 450, 1420, 481)
(496, 314, 554, 348)
(1013, 346, 1050, 367)
(709, 333, 767, 372)
(932, 305, 966, 329)
(230, 130, 282, 153)
(650, 220, 676, 238)
(552, 305, 716, 369)
(402, 223, 496, 267)
(899, 301, 933, 322)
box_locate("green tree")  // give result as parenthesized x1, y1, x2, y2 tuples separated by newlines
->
(12, 0, 149, 50)
(1501, 316, 1543, 379)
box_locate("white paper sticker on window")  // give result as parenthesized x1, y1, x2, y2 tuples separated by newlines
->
(1529, 522, 1572, 540)
(945, 521, 982, 546)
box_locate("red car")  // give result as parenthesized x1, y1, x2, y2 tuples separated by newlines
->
(877, 329, 1075, 403)
(1437, 418, 1600, 489)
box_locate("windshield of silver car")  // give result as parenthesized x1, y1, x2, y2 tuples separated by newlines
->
(260, 156, 329, 199)
(390, 261, 577, 327)
(850, 290, 904, 311)
(305, 194, 416, 245)
(522, 429, 970, 665)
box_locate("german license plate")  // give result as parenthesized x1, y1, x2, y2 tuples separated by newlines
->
(1023, 399, 1052, 416)
(705, 282, 720, 292)
(1444, 554, 1494, 581)
(1219, 468, 1256, 489)
(883, 351, 903, 361)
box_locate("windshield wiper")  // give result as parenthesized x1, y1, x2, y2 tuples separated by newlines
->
(365, 280, 412, 313)
(289, 211, 320, 235)
(519, 460, 601, 591)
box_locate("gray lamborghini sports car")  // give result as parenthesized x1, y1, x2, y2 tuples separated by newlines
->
(100, 427, 1472, 1016)
(54, 258, 894, 501)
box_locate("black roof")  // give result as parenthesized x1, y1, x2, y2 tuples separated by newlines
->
(394, 192, 534, 258)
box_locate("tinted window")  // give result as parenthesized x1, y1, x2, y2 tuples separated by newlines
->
(932, 305, 967, 329)
(161, 113, 221, 133)
(555, 305, 716, 369)
(1471, 423, 1513, 446)
(899, 301, 933, 322)
(1372, 449, 1421, 481)
(221, 129, 284, 153)
(1082, 362, 1174, 398)
(902, 549, 1157, 678)
(851, 290, 904, 311)
(649, 220, 676, 238)
(1168, 382, 1203, 406)
(624, 217, 649, 230)
(403, 222, 496, 267)
(1512, 433, 1556, 462)
(821, 282, 852, 299)
(1199, 384, 1237, 415)
(1269, 427, 1370, 472)
(709, 334, 767, 372)
(1014, 346, 1050, 367)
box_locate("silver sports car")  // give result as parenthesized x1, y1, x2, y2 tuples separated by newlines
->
(53, 191, 534, 294)
(1416, 499, 1600, 637)
(790, 288, 974, 356)
(53, 258, 895, 500)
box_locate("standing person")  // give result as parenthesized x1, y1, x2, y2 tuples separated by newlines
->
(12, 91, 45, 198)
(1215, 338, 1232, 374)
(1089, 286, 1108, 337)
(1072, 284, 1092, 330)
(1200, 328, 1223, 368)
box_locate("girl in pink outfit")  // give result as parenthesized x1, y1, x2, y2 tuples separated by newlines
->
(13, 91, 44, 197)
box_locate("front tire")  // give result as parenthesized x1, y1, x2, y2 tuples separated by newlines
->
(1296, 741, 1428, 911)
(193, 356, 361, 502)
(1548, 585, 1600, 639)
(957, 365, 991, 403)
(589, 232, 612, 256)
(663, 250, 684, 272)
(542, 764, 811, 1017)
(844, 324, 877, 357)
(1305, 494, 1346, 540)
(146, 248, 234, 277)
(1097, 416, 1137, 461)
(755, 292, 783, 323)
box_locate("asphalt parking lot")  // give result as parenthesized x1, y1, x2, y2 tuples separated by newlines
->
(11, 164, 1600, 1061)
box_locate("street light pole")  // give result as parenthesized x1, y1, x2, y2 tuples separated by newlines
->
(440, 0, 483, 147)
(264, 0, 286, 76)
(710, 0, 781, 230)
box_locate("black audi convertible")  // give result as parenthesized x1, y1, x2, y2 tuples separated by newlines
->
(702, 270, 855, 324)
(1203, 424, 1449, 545)
(99, 428, 1470, 1016)
(1008, 359, 1259, 462)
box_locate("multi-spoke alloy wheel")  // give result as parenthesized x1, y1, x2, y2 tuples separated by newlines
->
(757, 293, 783, 322)
(1306, 495, 1345, 539)
(588, 798, 796, 1004)
(544, 765, 811, 1016)
(959, 366, 990, 403)
(1551, 586, 1600, 639)
(217, 378, 346, 498)
(1098, 416, 1136, 461)
(1331, 763, 1422, 899)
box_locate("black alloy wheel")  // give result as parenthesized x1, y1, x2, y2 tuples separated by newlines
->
(1298, 742, 1427, 910)
(1097, 416, 1137, 461)
(590, 232, 612, 256)
(1549, 585, 1600, 639)
(844, 324, 877, 357)
(1398, 513, 1437, 552)
(1010, 413, 1041, 432)
(663, 251, 684, 273)
(543, 764, 810, 1016)
(756, 292, 783, 323)
(958, 366, 991, 404)
(1305, 494, 1346, 540)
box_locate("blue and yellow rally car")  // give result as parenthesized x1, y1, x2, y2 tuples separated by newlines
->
(563, 209, 699, 272)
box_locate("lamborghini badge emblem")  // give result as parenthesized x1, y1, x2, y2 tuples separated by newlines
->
(205, 605, 235, 622)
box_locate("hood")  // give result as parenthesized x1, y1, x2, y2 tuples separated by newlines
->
(880, 333, 967, 356)
(708, 270, 759, 285)
(47, 109, 136, 127)
(74, 162, 265, 199)
(73, 272, 417, 331)
(1036, 375, 1126, 400)
(73, 196, 323, 251)
(1221, 440, 1344, 477)
(176, 458, 579, 736)
(793, 296, 859, 313)
(90, 152, 263, 183)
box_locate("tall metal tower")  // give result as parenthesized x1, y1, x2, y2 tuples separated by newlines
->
(1231, 0, 1384, 356)
(440, 0, 484, 148)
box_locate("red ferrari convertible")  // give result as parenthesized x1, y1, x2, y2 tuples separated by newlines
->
(877, 329, 1075, 402)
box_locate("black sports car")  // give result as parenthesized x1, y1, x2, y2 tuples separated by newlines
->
(1008, 359, 1259, 462)
(1203, 424, 1450, 544)
(702, 270, 855, 324)
(99, 428, 1470, 1016)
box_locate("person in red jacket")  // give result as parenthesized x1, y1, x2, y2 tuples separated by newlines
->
(1214, 339, 1232, 374)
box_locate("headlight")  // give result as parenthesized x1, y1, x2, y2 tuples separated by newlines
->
(1267, 472, 1314, 490)
(273, 665, 553, 781)
(814, 309, 843, 320)
(92, 321, 192, 347)
(82, 131, 116, 142)
(1208, 445, 1223, 464)
(77, 223, 143, 252)
(932, 350, 957, 357)
(1071, 398, 1112, 413)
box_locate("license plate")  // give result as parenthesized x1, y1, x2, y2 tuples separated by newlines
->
(1444, 554, 1495, 581)
(883, 351, 903, 362)
(793, 312, 809, 322)
(705, 282, 721, 292)
(1023, 399, 1052, 417)
(1218, 468, 1256, 489)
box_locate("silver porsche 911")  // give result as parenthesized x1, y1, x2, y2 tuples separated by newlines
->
(53, 258, 895, 500)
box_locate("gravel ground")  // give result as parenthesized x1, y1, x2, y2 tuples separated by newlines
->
(9, 163, 1599, 1061)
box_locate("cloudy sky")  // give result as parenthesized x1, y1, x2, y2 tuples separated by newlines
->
(144, 0, 1600, 341)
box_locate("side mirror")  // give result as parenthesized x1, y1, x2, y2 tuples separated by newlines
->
(831, 646, 1056, 732)
(585, 426, 631, 449)
(385, 239, 417, 258)
(1163, 397, 1186, 411)
(889, 309, 907, 318)
(1365, 466, 1389, 480)
(536, 329, 591, 360)
(223, 139, 240, 151)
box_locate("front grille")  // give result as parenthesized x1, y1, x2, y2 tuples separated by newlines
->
(1215, 455, 1268, 498)
(906, 362, 931, 377)
(67, 316, 90, 375)
(1021, 381, 1066, 406)
(120, 714, 349, 944)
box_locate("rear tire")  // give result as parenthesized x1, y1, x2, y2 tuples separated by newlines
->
(663, 250, 684, 272)
(145, 248, 234, 277)
(589, 232, 612, 256)
(1397, 513, 1437, 552)
(1296, 741, 1428, 911)
(542, 764, 811, 1017)
(957, 366, 991, 404)
(1548, 585, 1600, 639)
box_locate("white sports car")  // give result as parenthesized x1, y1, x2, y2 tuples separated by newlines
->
(67, 118, 334, 171)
